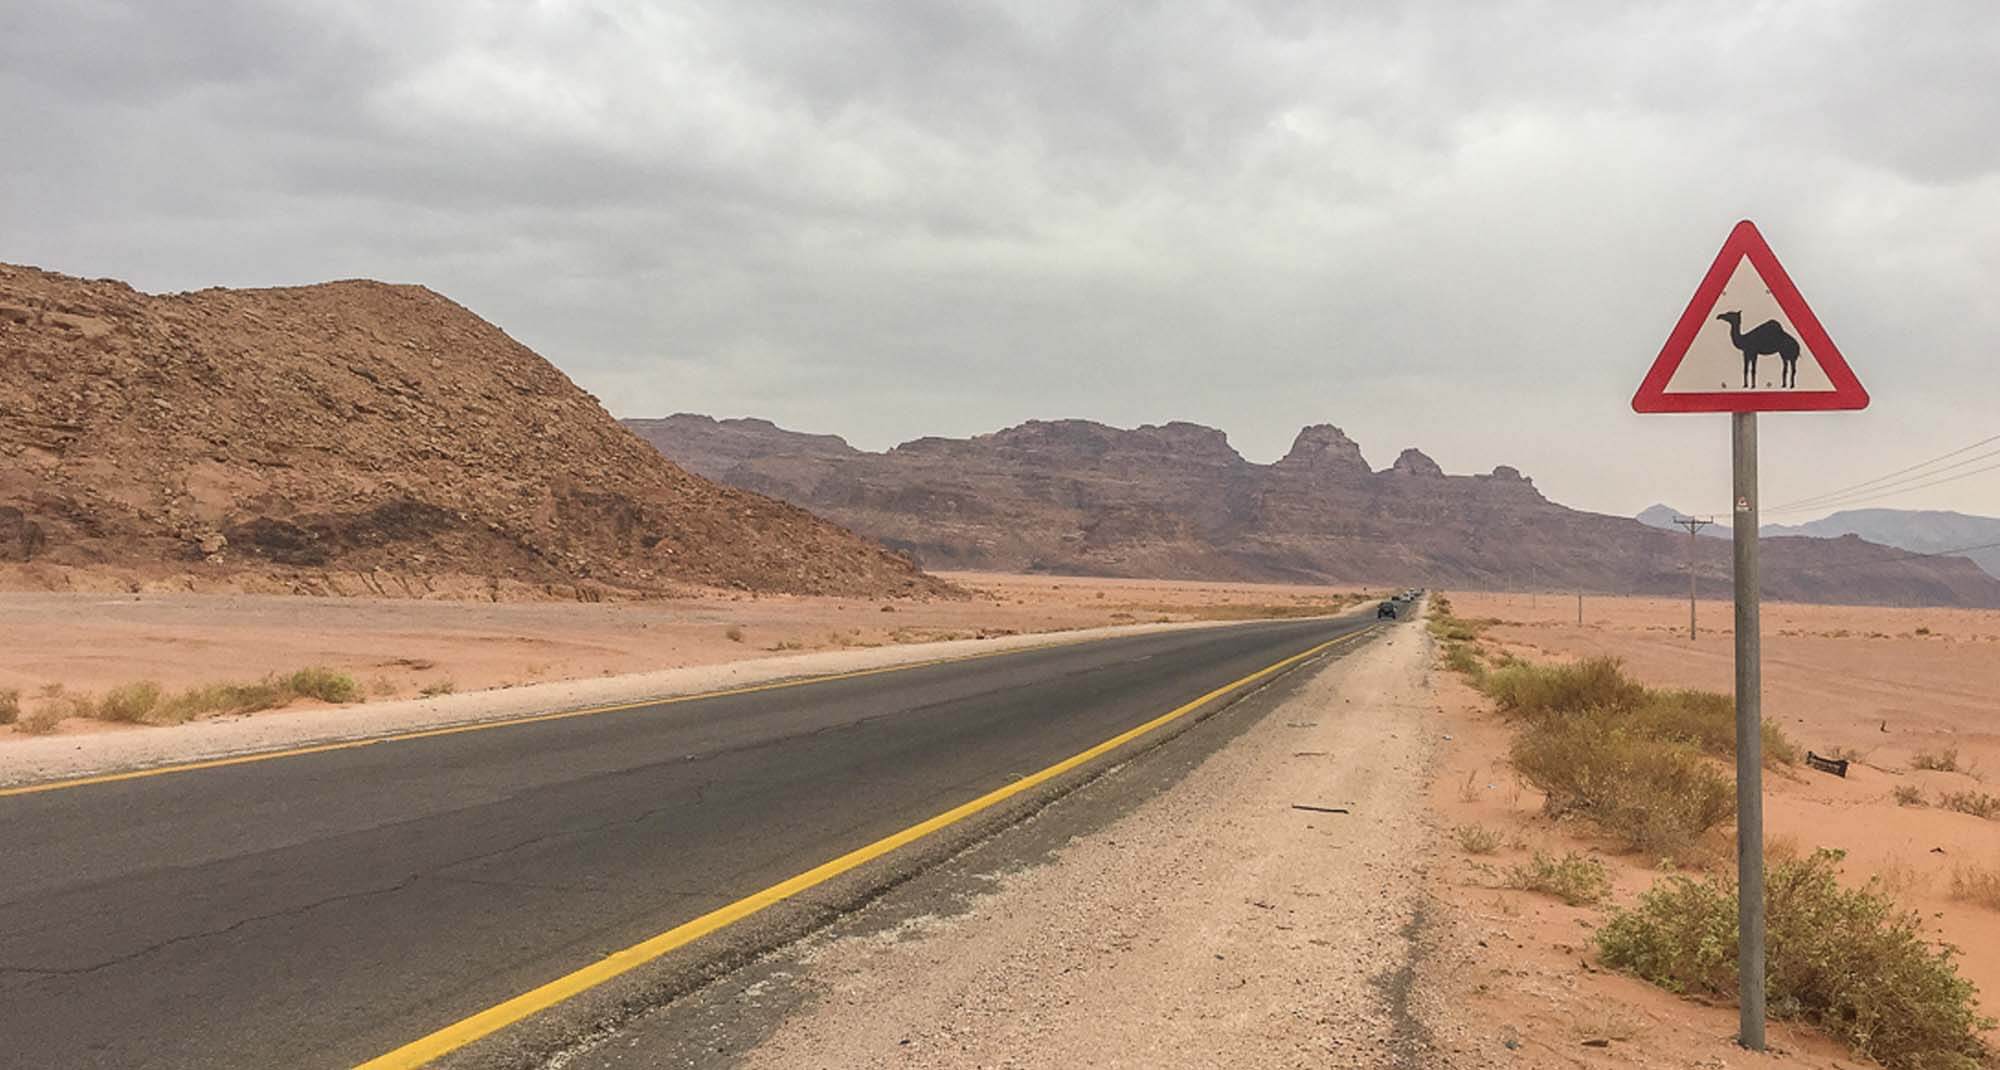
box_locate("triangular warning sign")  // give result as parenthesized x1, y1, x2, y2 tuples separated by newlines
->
(1632, 220, 1868, 413)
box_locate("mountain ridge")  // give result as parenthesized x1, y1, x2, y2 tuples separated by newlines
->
(627, 414, 2000, 607)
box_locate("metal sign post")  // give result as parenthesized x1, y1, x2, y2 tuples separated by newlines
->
(1731, 414, 1765, 1048)
(1633, 221, 1867, 1051)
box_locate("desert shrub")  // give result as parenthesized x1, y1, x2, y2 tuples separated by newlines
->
(1429, 592, 1454, 616)
(1951, 866, 2000, 912)
(1511, 710, 1735, 855)
(1894, 785, 1928, 807)
(1481, 656, 1647, 720)
(1938, 791, 2000, 820)
(1504, 851, 1609, 905)
(1455, 824, 1502, 855)
(418, 680, 456, 697)
(1630, 688, 1799, 767)
(1599, 850, 1993, 1070)
(724, 625, 745, 643)
(153, 680, 286, 723)
(1441, 641, 1485, 679)
(0, 687, 18, 725)
(284, 667, 360, 704)
(35, 684, 97, 722)
(97, 681, 163, 723)
(1912, 748, 1961, 773)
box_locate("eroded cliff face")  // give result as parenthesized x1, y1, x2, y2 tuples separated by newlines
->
(0, 264, 949, 599)
(627, 413, 2000, 608)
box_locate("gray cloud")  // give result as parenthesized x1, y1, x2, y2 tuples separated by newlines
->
(5, 0, 1998, 519)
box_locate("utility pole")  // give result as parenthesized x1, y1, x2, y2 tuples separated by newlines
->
(1673, 515, 1715, 640)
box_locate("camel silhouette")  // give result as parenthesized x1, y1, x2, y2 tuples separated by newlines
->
(1716, 310, 1801, 388)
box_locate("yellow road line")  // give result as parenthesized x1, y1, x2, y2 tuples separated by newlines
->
(353, 625, 1372, 1070)
(0, 639, 1107, 799)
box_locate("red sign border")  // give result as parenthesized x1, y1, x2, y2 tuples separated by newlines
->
(1631, 220, 1869, 413)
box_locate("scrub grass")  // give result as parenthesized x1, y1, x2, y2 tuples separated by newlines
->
(1938, 791, 2000, 820)
(1951, 865, 2000, 912)
(1598, 849, 1993, 1070)
(1455, 824, 1502, 855)
(9, 669, 363, 728)
(1913, 748, 1962, 773)
(0, 687, 18, 726)
(1504, 851, 1610, 906)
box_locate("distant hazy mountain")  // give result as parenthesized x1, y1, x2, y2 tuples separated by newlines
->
(1636, 504, 1728, 537)
(1764, 510, 2000, 579)
(1638, 505, 2000, 578)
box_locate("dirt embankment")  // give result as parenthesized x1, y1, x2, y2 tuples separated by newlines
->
(0, 263, 943, 601)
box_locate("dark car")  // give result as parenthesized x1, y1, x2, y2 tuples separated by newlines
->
(1377, 601, 1398, 619)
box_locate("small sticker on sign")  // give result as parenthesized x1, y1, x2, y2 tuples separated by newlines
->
(1736, 496, 1752, 513)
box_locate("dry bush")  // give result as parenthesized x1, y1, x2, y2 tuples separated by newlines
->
(1950, 866, 2000, 912)
(1482, 656, 1648, 720)
(1455, 824, 1502, 855)
(285, 667, 360, 704)
(97, 681, 163, 723)
(1894, 784, 1928, 807)
(1504, 851, 1609, 905)
(1912, 748, 1961, 773)
(418, 680, 456, 698)
(0, 687, 18, 726)
(1598, 849, 1993, 1070)
(724, 625, 745, 643)
(1441, 641, 1485, 679)
(1510, 709, 1735, 856)
(1938, 791, 2000, 820)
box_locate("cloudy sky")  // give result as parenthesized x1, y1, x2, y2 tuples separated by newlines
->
(5, 0, 1997, 520)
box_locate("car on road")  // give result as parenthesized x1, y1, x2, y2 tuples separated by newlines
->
(1377, 601, 1399, 619)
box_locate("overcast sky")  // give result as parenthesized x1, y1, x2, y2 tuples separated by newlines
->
(5, 1, 1997, 520)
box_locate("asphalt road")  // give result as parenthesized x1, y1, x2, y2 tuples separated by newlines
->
(0, 613, 1382, 1069)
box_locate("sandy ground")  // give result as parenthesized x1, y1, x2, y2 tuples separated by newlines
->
(0, 572, 1370, 744)
(1428, 592, 2000, 1063)
(719, 615, 1497, 1068)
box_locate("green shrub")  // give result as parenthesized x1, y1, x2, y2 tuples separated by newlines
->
(1455, 824, 1502, 854)
(96, 681, 163, 723)
(0, 687, 18, 725)
(1630, 688, 1799, 767)
(1511, 710, 1735, 855)
(284, 667, 360, 704)
(1599, 850, 1993, 1070)
(1481, 656, 1648, 720)
(1505, 851, 1610, 905)
(1441, 641, 1485, 679)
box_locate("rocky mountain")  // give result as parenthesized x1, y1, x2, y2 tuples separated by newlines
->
(1640, 504, 2000, 580)
(0, 265, 947, 599)
(1764, 509, 2000, 579)
(628, 414, 2000, 607)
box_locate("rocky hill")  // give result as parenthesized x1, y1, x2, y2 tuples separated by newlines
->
(628, 414, 2000, 607)
(0, 265, 946, 599)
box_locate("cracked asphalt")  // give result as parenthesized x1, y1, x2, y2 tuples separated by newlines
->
(0, 614, 1375, 1069)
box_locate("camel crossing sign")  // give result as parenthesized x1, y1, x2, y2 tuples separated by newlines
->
(1631, 220, 1868, 413)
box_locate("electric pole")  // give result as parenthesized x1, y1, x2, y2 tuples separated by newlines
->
(1673, 515, 1714, 640)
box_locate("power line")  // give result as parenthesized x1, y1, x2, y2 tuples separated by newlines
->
(1767, 432, 2000, 513)
(1771, 457, 2000, 515)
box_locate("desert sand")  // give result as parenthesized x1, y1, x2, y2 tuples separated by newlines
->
(0, 572, 1370, 739)
(1431, 591, 2000, 1059)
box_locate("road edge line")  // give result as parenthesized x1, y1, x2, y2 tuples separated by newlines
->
(353, 625, 1373, 1069)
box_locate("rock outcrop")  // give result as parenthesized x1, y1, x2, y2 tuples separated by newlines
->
(0, 265, 948, 599)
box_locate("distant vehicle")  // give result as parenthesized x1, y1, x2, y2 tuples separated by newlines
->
(1377, 601, 1399, 619)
